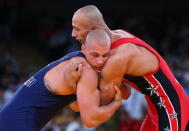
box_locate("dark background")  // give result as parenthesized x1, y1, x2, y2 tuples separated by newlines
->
(0, 0, 189, 130)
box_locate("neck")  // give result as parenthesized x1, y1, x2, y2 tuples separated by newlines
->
(101, 24, 120, 43)
(103, 26, 114, 43)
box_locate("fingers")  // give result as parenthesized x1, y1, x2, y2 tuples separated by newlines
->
(76, 64, 84, 79)
(70, 62, 81, 71)
(114, 85, 120, 94)
(77, 64, 83, 74)
(114, 85, 121, 101)
(74, 64, 83, 75)
(70, 63, 84, 83)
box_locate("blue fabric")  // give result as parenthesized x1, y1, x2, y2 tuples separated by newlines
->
(0, 51, 85, 131)
(184, 88, 189, 96)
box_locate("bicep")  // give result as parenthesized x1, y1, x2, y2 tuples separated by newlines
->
(102, 55, 126, 84)
(76, 67, 99, 113)
(99, 56, 127, 104)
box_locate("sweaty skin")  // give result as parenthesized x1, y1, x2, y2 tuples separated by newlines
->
(71, 7, 133, 103)
(71, 5, 189, 131)
(44, 56, 122, 127)
(44, 57, 85, 95)
(99, 30, 159, 104)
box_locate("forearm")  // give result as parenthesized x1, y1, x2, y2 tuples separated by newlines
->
(100, 83, 131, 104)
(81, 99, 121, 128)
(77, 67, 121, 128)
(100, 85, 116, 105)
(92, 100, 120, 122)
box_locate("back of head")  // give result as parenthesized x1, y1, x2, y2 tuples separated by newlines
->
(85, 29, 111, 48)
(74, 5, 105, 27)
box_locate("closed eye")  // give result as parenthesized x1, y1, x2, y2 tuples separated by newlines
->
(73, 26, 80, 32)
(102, 52, 110, 57)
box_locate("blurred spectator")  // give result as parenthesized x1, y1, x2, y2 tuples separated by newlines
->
(0, 1, 189, 130)
(122, 87, 147, 121)
(41, 120, 61, 131)
(0, 88, 4, 109)
(65, 113, 83, 131)
(117, 109, 143, 131)
(118, 86, 146, 131)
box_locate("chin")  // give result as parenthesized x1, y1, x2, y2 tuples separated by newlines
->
(96, 70, 101, 73)
(95, 68, 102, 72)
(79, 39, 84, 44)
(92, 66, 103, 72)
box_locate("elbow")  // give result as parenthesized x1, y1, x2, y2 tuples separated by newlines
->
(83, 120, 97, 128)
(81, 111, 107, 128)
(82, 116, 99, 128)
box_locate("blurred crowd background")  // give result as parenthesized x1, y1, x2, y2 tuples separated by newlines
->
(0, 0, 189, 131)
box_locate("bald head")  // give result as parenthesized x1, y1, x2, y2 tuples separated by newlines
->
(73, 5, 105, 27)
(85, 29, 111, 48)
(82, 29, 111, 72)
(72, 5, 108, 44)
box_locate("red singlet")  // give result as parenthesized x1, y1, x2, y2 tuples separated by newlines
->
(111, 34, 189, 131)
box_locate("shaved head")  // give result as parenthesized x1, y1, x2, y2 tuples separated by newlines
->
(72, 6, 111, 71)
(81, 29, 111, 72)
(72, 5, 107, 44)
(73, 5, 105, 27)
(85, 29, 111, 48)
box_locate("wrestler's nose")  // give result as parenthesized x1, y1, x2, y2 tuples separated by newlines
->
(72, 30, 76, 37)
(97, 57, 104, 65)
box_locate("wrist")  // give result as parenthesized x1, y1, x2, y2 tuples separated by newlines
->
(113, 100, 121, 108)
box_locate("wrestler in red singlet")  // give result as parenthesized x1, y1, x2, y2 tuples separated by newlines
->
(111, 35, 189, 131)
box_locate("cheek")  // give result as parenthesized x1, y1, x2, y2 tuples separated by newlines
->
(101, 57, 108, 64)
(104, 57, 109, 61)
(88, 56, 94, 62)
(87, 56, 96, 64)
(81, 31, 88, 38)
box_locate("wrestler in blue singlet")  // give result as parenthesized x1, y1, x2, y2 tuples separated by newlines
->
(0, 51, 84, 131)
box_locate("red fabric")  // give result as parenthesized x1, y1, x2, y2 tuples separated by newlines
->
(111, 35, 189, 131)
(118, 120, 142, 131)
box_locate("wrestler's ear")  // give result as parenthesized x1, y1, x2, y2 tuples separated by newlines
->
(81, 44, 86, 54)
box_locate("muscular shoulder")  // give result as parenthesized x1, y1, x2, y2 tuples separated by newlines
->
(101, 43, 139, 82)
(101, 53, 126, 83)
(69, 56, 87, 64)
(59, 57, 88, 72)
(69, 57, 97, 82)
(112, 30, 135, 39)
(111, 43, 138, 63)
(111, 43, 159, 75)
(78, 62, 98, 92)
(44, 56, 88, 95)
